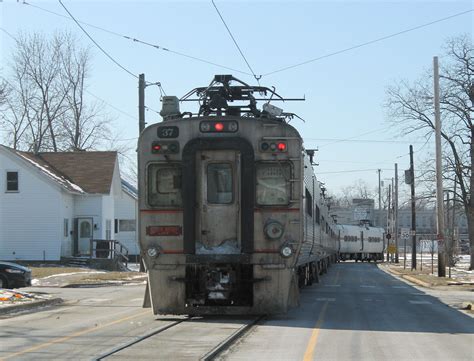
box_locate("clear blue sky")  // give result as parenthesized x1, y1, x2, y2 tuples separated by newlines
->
(1, 0, 472, 196)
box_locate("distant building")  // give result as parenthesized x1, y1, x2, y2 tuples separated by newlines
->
(331, 197, 468, 237)
(0, 145, 138, 261)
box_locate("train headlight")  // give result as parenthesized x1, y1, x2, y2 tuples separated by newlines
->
(280, 245, 293, 258)
(147, 247, 159, 258)
(264, 221, 284, 240)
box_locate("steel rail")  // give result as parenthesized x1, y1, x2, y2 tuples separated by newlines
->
(199, 315, 265, 361)
(93, 317, 189, 360)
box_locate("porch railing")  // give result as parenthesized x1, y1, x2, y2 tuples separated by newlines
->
(89, 239, 129, 269)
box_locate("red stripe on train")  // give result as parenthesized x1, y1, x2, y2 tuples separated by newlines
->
(254, 208, 299, 212)
(140, 209, 184, 214)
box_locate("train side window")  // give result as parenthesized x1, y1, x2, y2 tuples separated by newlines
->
(207, 163, 233, 204)
(256, 163, 291, 205)
(315, 205, 320, 224)
(148, 164, 183, 207)
(305, 188, 313, 217)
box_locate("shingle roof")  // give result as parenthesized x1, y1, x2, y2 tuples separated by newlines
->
(2, 146, 117, 194)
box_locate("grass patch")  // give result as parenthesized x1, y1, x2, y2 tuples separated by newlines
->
(30, 267, 92, 278)
(79, 272, 145, 282)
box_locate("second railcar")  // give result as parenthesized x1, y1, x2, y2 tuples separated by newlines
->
(337, 224, 385, 262)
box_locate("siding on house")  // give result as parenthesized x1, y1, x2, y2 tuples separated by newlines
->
(0, 151, 63, 261)
(0, 146, 138, 260)
(115, 190, 139, 255)
(74, 195, 103, 240)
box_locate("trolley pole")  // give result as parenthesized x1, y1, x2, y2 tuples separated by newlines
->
(410, 145, 416, 270)
(434, 56, 446, 277)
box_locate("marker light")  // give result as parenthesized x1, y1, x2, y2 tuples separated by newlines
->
(277, 142, 287, 151)
(214, 122, 224, 131)
(147, 247, 159, 258)
(152, 144, 161, 151)
(280, 245, 293, 258)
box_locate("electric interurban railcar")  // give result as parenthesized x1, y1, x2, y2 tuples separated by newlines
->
(336, 223, 385, 262)
(138, 75, 339, 315)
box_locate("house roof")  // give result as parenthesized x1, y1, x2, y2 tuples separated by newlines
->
(2, 146, 118, 194)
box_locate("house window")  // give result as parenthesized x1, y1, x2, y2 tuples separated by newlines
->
(106, 220, 112, 240)
(64, 219, 69, 237)
(80, 222, 91, 238)
(6, 171, 18, 192)
(119, 219, 136, 232)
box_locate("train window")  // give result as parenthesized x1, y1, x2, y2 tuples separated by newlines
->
(207, 163, 233, 204)
(147, 164, 183, 207)
(256, 163, 291, 205)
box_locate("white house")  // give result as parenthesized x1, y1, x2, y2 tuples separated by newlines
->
(0, 145, 138, 261)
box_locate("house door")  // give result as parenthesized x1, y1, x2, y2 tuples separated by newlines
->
(77, 218, 93, 255)
(195, 150, 241, 254)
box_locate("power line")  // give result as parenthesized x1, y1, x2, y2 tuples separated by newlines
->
(21, 1, 250, 76)
(58, 0, 138, 80)
(317, 168, 392, 175)
(306, 138, 426, 145)
(84, 90, 137, 120)
(211, 0, 260, 81)
(262, 9, 473, 77)
(316, 127, 389, 148)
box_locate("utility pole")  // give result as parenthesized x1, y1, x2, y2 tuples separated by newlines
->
(434, 56, 446, 277)
(388, 183, 392, 262)
(378, 169, 382, 227)
(394, 163, 399, 263)
(410, 145, 416, 270)
(139, 73, 146, 133)
(138, 73, 146, 272)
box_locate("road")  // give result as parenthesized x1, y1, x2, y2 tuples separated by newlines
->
(1, 263, 472, 360)
(222, 263, 474, 360)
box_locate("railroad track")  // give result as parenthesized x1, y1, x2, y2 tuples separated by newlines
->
(93, 315, 264, 360)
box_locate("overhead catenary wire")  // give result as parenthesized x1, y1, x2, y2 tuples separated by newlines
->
(58, 0, 138, 80)
(211, 0, 261, 81)
(20, 1, 250, 76)
(262, 9, 473, 77)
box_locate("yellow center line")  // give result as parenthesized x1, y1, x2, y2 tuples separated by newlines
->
(303, 301, 329, 361)
(1, 309, 150, 360)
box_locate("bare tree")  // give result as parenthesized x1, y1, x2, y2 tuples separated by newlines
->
(385, 34, 474, 270)
(2, 31, 111, 152)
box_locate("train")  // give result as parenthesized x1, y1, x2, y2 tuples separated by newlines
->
(137, 75, 339, 315)
(336, 223, 385, 262)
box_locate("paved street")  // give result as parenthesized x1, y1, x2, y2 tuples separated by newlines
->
(1, 263, 473, 361)
(222, 263, 474, 361)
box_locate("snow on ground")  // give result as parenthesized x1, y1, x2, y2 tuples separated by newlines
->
(391, 253, 472, 282)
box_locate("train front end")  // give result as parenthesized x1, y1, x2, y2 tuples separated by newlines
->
(137, 77, 305, 315)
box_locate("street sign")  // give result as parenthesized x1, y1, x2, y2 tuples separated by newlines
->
(388, 244, 397, 254)
(401, 228, 410, 239)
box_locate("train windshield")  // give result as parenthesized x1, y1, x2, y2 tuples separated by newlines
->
(207, 163, 233, 204)
(147, 164, 183, 207)
(256, 163, 291, 205)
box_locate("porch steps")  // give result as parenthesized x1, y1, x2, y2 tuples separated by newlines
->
(63, 257, 91, 268)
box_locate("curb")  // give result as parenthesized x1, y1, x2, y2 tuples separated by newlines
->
(401, 275, 432, 288)
(0, 297, 63, 316)
(378, 264, 432, 288)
